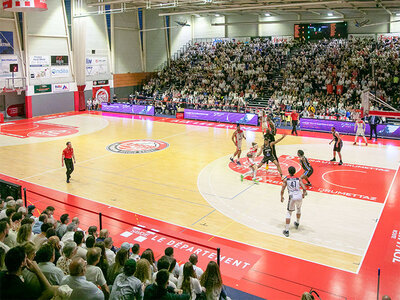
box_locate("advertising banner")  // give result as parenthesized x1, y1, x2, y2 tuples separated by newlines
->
(0, 55, 18, 77)
(0, 31, 13, 54)
(34, 84, 52, 94)
(51, 66, 69, 77)
(93, 86, 110, 103)
(86, 57, 108, 76)
(51, 55, 68, 66)
(184, 109, 258, 126)
(30, 55, 51, 79)
(101, 103, 155, 116)
(53, 83, 69, 93)
(3, 0, 47, 11)
(6, 104, 24, 117)
(300, 118, 400, 139)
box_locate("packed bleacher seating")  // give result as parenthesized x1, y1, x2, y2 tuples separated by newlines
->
(0, 196, 234, 300)
(138, 37, 400, 121)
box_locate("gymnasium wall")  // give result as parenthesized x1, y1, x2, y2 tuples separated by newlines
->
(31, 91, 74, 117)
(390, 15, 400, 32)
(170, 15, 192, 56)
(113, 12, 142, 74)
(193, 16, 225, 38)
(145, 10, 168, 72)
(226, 14, 259, 37)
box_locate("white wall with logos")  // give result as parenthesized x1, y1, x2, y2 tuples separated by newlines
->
(114, 12, 142, 73)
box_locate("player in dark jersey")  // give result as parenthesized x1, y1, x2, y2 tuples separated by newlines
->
(329, 127, 343, 165)
(297, 150, 313, 187)
(257, 134, 286, 179)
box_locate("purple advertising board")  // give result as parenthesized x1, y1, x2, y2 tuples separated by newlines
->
(184, 109, 258, 126)
(101, 103, 155, 116)
(300, 118, 400, 139)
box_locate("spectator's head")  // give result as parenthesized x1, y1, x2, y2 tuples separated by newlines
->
(17, 224, 32, 244)
(87, 247, 102, 266)
(94, 242, 106, 260)
(44, 206, 55, 217)
(123, 259, 136, 276)
(86, 235, 96, 248)
(132, 243, 140, 255)
(17, 206, 27, 217)
(88, 226, 98, 237)
(200, 261, 222, 291)
(69, 257, 86, 276)
(21, 217, 34, 227)
(134, 258, 151, 283)
(46, 228, 56, 239)
(11, 211, 23, 225)
(189, 253, 198, 265)
(0, 221, 9, 240)
(73, 230, 85, 245)
(99, 229, 109, 239)
(168, 258, 177, 274)
(15, 199, 23, 208)
(21, 241, 36, 260)
(155, 269, 170, 289)
(47, 236, 61, 252)
(164, 247, 173, 257)
(66, 222, 77, 233)
(71, 217, 80, 226)
(38, 214, 48, 223)
(40, 223, 52, 234)
(288, 166, 296, 176)
(60, 214, 69, 225)
(297, 149, 304, 158)
(183, 262, 196, 279)
(382, 296, 391, 300)
(6, 208, 15, 219)
(141, 249, 155, 265)
(63, 241, 77, 259)
(114, 248, 129, 268)
(6, 200, 16, 211)
(0, 247, 5, 269)
(5, 246, 26, 274)
(36, 243, 55, 263)
(157, 256, 171, 271)
(104, 237, 113, 249)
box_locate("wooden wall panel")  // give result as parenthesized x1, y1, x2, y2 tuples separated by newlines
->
(113, 72, 155, 88)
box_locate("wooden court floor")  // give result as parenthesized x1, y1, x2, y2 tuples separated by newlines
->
(0, 111, 399, 275)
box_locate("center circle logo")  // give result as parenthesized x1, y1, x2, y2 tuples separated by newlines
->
(106, 139, 169, 154)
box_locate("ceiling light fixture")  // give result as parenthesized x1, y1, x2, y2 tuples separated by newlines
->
(215, 13, 220, 17)
(265, 13, 271, 17)
(328, 12, 334, 16)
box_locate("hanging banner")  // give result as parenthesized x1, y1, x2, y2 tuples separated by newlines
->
(29, 55, 51, 79)
(86, 57, 108, 76)
(93, 85, 110, 103)
(51, 55, 69, 66)
(0, 31, 14, 54)
(3, 0, 47, 12)
(0, 55, 18, 77)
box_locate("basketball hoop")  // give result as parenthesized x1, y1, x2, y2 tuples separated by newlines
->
(16, 88, 22, 96)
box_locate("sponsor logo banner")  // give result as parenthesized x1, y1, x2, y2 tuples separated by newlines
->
(51, 65, 69, 77)
(0, 55, 18, 77)
(184, 109, 258, 126)
(93, 86, 110, 103)
(93, 80, 109, 86)
(30, 55, 50, 67)
(6, 104, 24, 117)
(53, 83, 69, 93)
(86, 56, 108, 76)
(51, 55, 68, 66)
(34, 84, 52, 94)
(101, 103, 155, 116)
(0, 31, 14, 54)
(106, 139, 169, 154)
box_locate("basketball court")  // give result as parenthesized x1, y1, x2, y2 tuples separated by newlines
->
(0, 111, 400, 299)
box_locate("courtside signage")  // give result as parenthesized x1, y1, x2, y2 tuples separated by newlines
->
(34, 84, 52, 94)
(184, 109, 258, 126)
(106, 139, 169, 154)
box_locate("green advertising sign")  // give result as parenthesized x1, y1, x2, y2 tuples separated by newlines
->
(34, 84, 52, 94)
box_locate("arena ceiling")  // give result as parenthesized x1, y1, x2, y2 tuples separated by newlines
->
(86, 0, 400, 17)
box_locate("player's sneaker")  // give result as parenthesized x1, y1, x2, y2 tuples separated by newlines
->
(265, 164, 269, 170)
(353, 142, 356, 145)
(237, 161, 241, 166)
(230, 157, 234, 163)
(240, 175, 244, 182)
(252, 178, 259, 184)
(283, 230, 289, 237)
(305, 183, 312, 187)
(294, 222, 300, 229)
(365, 143, 368, 146)
(338, 161, 343, 166)
(330, 158, 336, 162)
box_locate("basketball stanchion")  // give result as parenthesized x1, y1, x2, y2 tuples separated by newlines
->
(99, 212, 103, 230)
(377, 268, 380, 300)
(23, 188, 27, 207)
(217, 248, 221, 266)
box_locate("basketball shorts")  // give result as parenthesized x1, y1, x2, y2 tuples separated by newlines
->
(333, 141, 343, 152)
(236, 140, 242, 150)
(261, 155, 275, 164)
(247, 157, 255, 167)
(303, 167, 313, 178)
(356, 129, 365, 136)
(287, 194, 303, 212)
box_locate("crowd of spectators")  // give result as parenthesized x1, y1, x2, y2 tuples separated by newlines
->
(0, 196, 231, 300)
(139, 37, 399, 121)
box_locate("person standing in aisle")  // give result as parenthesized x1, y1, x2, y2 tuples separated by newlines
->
(290, 110, 299, 135)
(62, 142, 76, 183)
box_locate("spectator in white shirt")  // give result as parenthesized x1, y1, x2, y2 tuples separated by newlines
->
(104, 237, 116, 265)
(165, 246, 180, 278)
(73, 230, 87, 260)
(180, 254, 203, 278)
(152, 256, 177, 288)
(177, 262, 205, 300)
(129, 243, 140, 261)
(36, 243, 65, 285)
(86, 247, 110, 299)
(33, 223, 51, 250)
(110, 259, 144, 300)
(0, 221, 10, 253)
(61, 257, 105, 300)
(61, 222, 77, 243)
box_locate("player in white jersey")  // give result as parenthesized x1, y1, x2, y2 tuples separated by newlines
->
(281, 166, 307, 237)
(353, 117, 368, 146)
(240, 142, 259, 183)
(230, 124, 246, 165)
